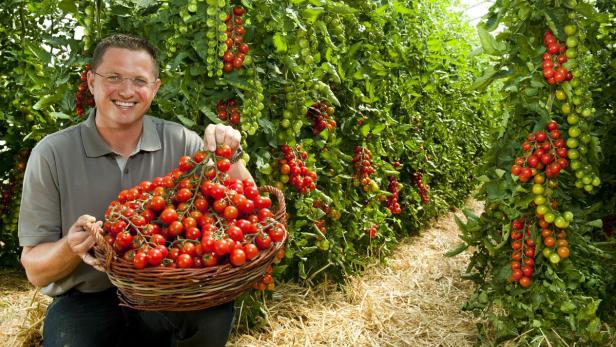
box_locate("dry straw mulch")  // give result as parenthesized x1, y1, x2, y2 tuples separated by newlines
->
(0, 269, 50, 347)
(229, 200, 485, 347)
(1, 199, 483, 347)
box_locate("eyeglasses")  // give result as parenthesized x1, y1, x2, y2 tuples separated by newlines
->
(93, 71, 157, 88)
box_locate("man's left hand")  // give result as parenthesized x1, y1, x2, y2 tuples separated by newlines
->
(204, 124, 241, 152)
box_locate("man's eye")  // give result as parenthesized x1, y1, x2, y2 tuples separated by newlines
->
(107, 75, 122, 82)
(134, 78, 148, 86)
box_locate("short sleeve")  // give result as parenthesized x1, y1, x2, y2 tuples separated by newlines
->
(184, 127, 204, 156)
(18, 145, 62, 246)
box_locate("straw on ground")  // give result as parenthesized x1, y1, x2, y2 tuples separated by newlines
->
(228, 199, 484, 347)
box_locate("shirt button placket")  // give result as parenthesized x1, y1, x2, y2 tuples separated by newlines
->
(121, 159, 130, 189)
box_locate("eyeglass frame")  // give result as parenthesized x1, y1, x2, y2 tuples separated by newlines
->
(92, 71, 158, 88)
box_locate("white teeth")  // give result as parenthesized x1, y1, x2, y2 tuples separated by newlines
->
(114, 101, 136, 107)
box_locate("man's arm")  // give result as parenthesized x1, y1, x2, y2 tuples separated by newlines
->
(21, 215, 98, 287)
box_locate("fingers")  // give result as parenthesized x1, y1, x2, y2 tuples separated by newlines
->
(204, 124, 217, 152)
(69, 215, 96, 235)
(204, 124, 242, 152)
(215, 124, 226, 147)
(81, 252, 104, 272)
(229, 128, 241, 150)
(68, 232, 96, 255)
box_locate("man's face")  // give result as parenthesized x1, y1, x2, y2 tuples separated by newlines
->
(87, 47, 161, 128)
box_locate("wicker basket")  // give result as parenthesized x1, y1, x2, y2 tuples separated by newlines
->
(86, 185, 287, 311)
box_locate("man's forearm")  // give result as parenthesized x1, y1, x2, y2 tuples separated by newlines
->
(21, 238, 81, 288)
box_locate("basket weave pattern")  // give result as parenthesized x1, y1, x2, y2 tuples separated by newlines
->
(87, 186, 287, 311)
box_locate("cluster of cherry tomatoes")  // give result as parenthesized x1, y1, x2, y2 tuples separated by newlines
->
(102, 145, 286, 270)
(510, 218, 536, 288)
(222, 6, 249, 73)
(412, 172, 429, 204)
(279, 144, 317, 193)
(538, 214, 570, 265)
(510, 121, 569, 182)
(508, 122, 574, 288)
(386, 176, 401, 214)
(75, 64, 95, 117)
(541, 31, 573, 85)
(306, 102, 336, 135)
(216, 98, 241, 126)
(253, 263, 280, 291)
(352, 146, 378, 193)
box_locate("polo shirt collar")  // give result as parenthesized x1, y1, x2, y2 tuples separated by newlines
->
(81, 109, 162, 158)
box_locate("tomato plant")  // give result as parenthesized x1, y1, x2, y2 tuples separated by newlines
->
(450, 0, 616, 344)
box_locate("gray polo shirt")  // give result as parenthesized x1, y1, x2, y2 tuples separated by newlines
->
(18, 111, 203, 296)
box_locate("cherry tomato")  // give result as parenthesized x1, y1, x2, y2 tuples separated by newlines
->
(177, 254, 193, 268)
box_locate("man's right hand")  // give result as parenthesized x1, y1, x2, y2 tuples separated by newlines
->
(67, 215, 104, 271)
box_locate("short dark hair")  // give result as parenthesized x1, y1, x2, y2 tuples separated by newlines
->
(91, 34, 160, 78)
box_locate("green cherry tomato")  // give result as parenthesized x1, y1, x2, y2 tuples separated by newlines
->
(536, 205, 549, 216)
(534, 195, 547, 206)
(566, 37, 578, 48)
(564, 24, 577, 36)
(532, 184, 545, 195)
(554, 216, 569, 229)
(568, 127, 581, 138)
(563, 211, 574, 222)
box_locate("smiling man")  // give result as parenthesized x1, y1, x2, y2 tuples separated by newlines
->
(18, 34, 249, 347)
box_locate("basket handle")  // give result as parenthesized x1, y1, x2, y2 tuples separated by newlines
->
(257, 185, 288, 226)
(84, 221, 115, 271)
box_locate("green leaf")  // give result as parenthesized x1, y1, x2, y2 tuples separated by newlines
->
(26, 42, 52, 63)
(273, 32, 288, 53)
(360, 124, 371, 137)
(472, 66, 507, 90)
(49, 112, 71, 120)
(33, 94, 62, 110)
(315, 81, 340, 106)
(301, 7, 324, 23)
(586, 219, 603, 228)
(477, 25, 506, 56)
(372, 123, 386, 135)
(176, 114, 195, 128)
(560, 301, 577, 313)
(477, 175, 490, 183)
(392, 2, 413, 14)
(224, 74, 256, 91)
(257, 118, 274, 135)
(573, 3, 609, 23)
(444, 242, 469, 257)
(320, 62, 341, 84)
(578, 300, 600, 321)
(58, 0, 78, 14)
(199, 105, 220, 125)
(324, 2, 357, 14)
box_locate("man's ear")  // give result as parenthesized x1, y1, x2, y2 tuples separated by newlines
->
(152, 78, 162, 96)
(87, 70, 95, 94)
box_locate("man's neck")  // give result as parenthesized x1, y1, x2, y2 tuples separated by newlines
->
(94, 114, 143, 158)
